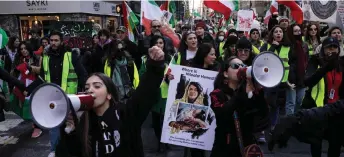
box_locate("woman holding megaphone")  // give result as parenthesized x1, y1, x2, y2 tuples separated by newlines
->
(55, 46, 165, 157)
(210, 56, 269, 157)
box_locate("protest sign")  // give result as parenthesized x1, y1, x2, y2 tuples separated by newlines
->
(236, 10, 254, 32)
(161, 65, 218, 151)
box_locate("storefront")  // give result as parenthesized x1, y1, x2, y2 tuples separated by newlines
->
(0, 0, 120, 40)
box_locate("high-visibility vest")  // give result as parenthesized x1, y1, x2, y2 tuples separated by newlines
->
(219, 42, 225, 57)
(267, 44, 290, 82)
(311, 66, 325, 107)
(142, 56, 169, 98)
(104, 59, 140, 89)
(43, 52, 78, 94)
(252, 40, 264, 54)
(173, 52, 182, 65)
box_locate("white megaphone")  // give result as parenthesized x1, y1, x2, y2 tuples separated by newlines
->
(238, 51, 285, 88)
(29, 83, 95, 129)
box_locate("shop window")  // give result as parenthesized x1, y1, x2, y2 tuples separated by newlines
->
(19, 15, 59, 41)
(107, 17, 118, 33)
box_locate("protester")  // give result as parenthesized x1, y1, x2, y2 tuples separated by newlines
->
(260, 25, 293, 134)
(249, 28, 264, 54)
(195, 21, 214, 46)
(221, 36, 238, 61)
(103, 40, 139, 104)
(91, 29, 112, 73)
(235, 37, 256, 66)
(214, 31, 226, 58)
(315, 26, 344, 57)
(173, 31, 198, 66)
(55, 45, 165, 157)
(12, 42, 42, 138)
(270, 37, 344, 157)
(139, 35, 171, 152)
(40, 31, 87, 157)
(0, 36, 20, 73)
(116, 26, 141, 69)
(304, 23, 321, 55)
(210, 56, 268, 157)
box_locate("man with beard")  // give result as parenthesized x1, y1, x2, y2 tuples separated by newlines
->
(140, 20, 175, 57)
(40, 31, 87, 157)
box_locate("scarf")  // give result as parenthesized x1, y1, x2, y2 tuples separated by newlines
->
(98, 39, 111, 48)
(295, 41, 307, 77)
(112, 57, 132, 102)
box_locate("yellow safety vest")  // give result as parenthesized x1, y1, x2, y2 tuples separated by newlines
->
(219, 42, 225, 57)
(173, 52, 182, 65)
(142, 56, 169, 98)
(307, 42, 314, 55)
(104, 59, 140, 89)
(267, 44, 290, 82)
(252, 40, 264, 54)
(311, 67, 325, 107)
(43, 52, 78, 94)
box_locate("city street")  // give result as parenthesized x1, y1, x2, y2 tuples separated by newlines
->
(1, 111, 341, 157)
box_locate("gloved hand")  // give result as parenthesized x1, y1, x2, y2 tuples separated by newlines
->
(324, 55, 339, 72)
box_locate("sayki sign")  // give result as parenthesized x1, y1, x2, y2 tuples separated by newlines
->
(0, 1, 120, 16)
(26, 0, 48, 11)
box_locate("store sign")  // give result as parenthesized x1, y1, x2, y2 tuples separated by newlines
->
(93, 2, 100, 12)
(26, 0, 48, 11)
(0, 1, 120, 16)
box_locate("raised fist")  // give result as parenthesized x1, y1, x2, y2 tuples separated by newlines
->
(148, 46, 164, 61)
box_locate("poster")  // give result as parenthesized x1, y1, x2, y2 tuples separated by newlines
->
(338, 1, 344, 28)
(302, 0, 337, 23)
(236, 10, 254, 32)
(161, 65, 218, 151)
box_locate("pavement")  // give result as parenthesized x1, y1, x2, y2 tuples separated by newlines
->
(1, 111, 343, 157)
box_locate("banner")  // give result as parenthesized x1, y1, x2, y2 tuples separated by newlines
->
(302, 0, 337, 23)
(236, 10, 254, 32)
(161, 65, 218, 151)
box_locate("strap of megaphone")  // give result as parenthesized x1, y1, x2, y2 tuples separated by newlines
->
(233, 111, 245, 157)
(68, 98, 79, 129)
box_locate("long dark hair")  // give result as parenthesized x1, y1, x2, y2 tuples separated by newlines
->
(192, 43, 214, 68)
(178, 31, 196, 53)
(305, 23, 321, 44)
(13, 41, 39, 67)
(80, 72, 119, 157)
(7, 36, 19, 52)
(287, 24, 302, 44)
(149, 35, 171, 63)
(214, 56, 238, 89)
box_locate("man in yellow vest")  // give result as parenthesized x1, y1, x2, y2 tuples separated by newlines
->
(40, 31, 87, 157)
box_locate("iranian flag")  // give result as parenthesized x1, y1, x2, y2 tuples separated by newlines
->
(123, 1, 139, 43)
(141, 0, 164, 36)
(203, 0, 239, 20)
(277, 0, 303, 24)
(160, 0, 176, 28)
(264, 0, 278, 24)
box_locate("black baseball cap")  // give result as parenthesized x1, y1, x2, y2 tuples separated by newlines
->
(323, 37, 339, 48)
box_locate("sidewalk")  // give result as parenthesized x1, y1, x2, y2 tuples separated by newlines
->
(0, 111, 32, 156)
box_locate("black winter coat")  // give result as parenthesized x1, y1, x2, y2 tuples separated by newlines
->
(210, 84, 269, 157)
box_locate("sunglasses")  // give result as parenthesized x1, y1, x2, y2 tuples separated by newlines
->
(152, 25, 161, 29)
(229, 63, 246, 69)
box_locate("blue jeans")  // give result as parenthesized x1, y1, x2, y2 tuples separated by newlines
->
(265, 87, 284, 128)
(285, 88, 306, 115)
(49, 127, 60, 152)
